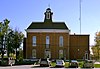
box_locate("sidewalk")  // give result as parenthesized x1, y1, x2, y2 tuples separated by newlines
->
(94, 62, 100, 64)
(0, 65, 33, 69)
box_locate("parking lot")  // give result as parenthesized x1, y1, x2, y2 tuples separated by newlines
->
(0, 65, 100, 69)
(0, 59, 99, 69)
(0, 65, 80, 69)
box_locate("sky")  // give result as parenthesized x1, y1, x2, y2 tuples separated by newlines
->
(0, 0, 100, 46)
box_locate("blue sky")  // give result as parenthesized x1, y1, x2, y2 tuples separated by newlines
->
(0, 0, 100, 45)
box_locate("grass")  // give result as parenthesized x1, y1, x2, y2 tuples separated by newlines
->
(64, 62, 70, 68)
(94, 64, 100, 68)
(50, 62, 56, 67)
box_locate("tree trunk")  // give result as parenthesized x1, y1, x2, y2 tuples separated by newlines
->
(16, 48, 17, 59)
(7, 47, 9, 57)
(1, 35, 4, 60)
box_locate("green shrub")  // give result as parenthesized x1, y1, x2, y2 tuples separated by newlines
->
(0, 60, 9, 66)
(78, 61, 84, 68)
(15, 60, 35, 65)
(50, 62, 56, 67)
(64, 62, 69, 68)
(18, 57, 23, 62)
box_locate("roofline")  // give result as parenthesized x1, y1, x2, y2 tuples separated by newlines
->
(70, 34, 90, 36)
(31, 22, 65, 23)
(25, 29, 70, 33)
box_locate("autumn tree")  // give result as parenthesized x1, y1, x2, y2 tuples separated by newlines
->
(92, 31, 100, 60)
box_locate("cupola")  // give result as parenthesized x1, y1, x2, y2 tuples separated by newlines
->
(44, 8, 53, 22)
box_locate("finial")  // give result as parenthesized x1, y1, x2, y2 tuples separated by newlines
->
(48, 4, 50, 8)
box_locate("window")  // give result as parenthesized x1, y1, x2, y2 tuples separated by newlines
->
(59, 50, 63, 59)
(32, 36, 36, 46)
(59, 36, 63, 47)
(85, 52, 88, 60)
(46, 36, 50, 48)
(32, 49, 36, 58)
(45, 50, 51, 58)
(46, 13, 50, 19)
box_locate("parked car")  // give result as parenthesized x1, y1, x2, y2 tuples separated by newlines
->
(40, 59, 49, 67)
(83, 60, 94, 68)
(56, 59, 65, 67)
(69, 60, 78, 68)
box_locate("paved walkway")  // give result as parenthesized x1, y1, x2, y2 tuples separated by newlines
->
(0, 65, 100, 69)
(94, 62, 100, 64)
(0, 65, 33, 69)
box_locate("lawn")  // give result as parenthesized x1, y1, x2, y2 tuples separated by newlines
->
(64, 62, 70, 68)
(94, 64, 100, 68)
(50, 62, 56, 67)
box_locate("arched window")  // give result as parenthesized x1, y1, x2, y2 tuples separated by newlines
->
(59, 36, 63, 47)
(46, 13, 50, 19)
(32, 49, 36, 58)
(46, 36, 50, 48)
(32, 36, 36, 46)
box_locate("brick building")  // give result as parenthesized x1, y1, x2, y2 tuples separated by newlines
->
(23, 8, 90, 60)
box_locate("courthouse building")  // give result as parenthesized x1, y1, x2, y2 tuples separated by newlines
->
(23, 8, 90, 60)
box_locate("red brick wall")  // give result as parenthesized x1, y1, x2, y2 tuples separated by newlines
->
(25, 32, 89, 60)
(25, 32, 69, 59)
(70, 35, 89, 60)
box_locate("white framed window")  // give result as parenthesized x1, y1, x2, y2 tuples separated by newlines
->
(32, 49, 36, 58)
(46, 13, 50, 19)
(59, 50, 63, 59)
(46, 36, 50, 48)
(32, 36, 36, 46)
(59, 36, 63, 47)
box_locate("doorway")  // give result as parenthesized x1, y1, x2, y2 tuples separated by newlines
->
(45, 50, 51, 58)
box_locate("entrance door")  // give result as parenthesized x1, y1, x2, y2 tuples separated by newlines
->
(45, 50, 51, 58)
